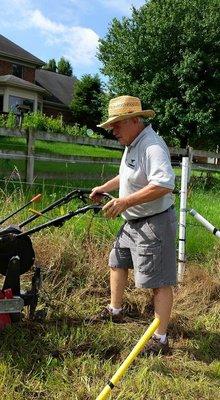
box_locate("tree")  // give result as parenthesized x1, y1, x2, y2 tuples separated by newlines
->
(43, 58, 57, 72)
(98, 0, 220, 149)
(57, 57, 73, 76)
(70, 74, 104, 132)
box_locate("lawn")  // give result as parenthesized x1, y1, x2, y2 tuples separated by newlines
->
(0, 205, 219, 399)
(0, 136, 123, 159)
(0, 146, 219, 399)
(0, 136, 121, 187)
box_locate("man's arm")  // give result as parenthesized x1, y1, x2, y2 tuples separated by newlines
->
(90, 175, 119, 202)
(102, 183, 172, 219)
(125, 184, 172, 207)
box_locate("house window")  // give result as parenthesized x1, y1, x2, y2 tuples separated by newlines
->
(0, 95, 3, 112)
(9, 95, 34, 113)
(12, 64, 23, 79)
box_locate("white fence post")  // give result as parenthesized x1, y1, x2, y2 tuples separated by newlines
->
(178, 156, 190, 283)
(26, 128, 35, 185)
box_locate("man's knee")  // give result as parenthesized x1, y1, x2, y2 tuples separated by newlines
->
(110, 266, 129, 272)
(153, 286, 173, 295)
(110, 266, 118, 271)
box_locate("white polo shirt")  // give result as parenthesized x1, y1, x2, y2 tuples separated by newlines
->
(119, 124, 175, 220)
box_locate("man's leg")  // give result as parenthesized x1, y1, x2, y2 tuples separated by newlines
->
(153, 286, 173, 334)
(141, 286, 173, 355)
(90, 267, 129, 323)
(110, 267, 129, 309)
(142, 286, 173, 355)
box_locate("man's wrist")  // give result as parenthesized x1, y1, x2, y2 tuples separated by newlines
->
(124, 196, 134, 208)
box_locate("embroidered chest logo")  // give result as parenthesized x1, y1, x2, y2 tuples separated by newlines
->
(127, 158, 136, 168)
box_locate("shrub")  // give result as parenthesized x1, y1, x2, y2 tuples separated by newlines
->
(6, 112, 17, 129)
(22, 112, 47, 131)
(4, 111, 104, 139)
(0, 114, 6, 128)
(45, 115, 65, 134)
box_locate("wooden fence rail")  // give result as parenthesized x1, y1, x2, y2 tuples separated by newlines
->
(0, 128, 219, 185)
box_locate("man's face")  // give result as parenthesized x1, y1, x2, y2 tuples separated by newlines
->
(110, 118, 138, 146)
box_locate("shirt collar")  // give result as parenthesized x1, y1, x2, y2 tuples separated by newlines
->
(128, 124, 152, 149)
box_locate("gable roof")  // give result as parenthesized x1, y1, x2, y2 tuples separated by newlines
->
(0, 34, 44, 66)
(35, 69, 76, 106)
(0, 75, 46, 93)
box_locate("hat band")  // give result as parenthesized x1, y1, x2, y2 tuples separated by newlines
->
(110, 110, 138, 117)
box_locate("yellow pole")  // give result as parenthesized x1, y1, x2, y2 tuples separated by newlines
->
(96, 317, 160, 400)
(28, 208, 51, 220)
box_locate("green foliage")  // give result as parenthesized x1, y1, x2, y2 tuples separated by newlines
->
(0, 113, 6, 128)
(99, 91, 115, 122)
(20, 111, 103, 138)
(43, 58, 57, 72)
(5, 111, 16, 129)
(57, 56, 73, 76)
(65, 124, 88, 137)
(45, 115, 65, 134)
(42, 57, 73, 76)
(98, 0, 220, 149)
(71, 74, 105, 132)
(22, 111, 47, 131)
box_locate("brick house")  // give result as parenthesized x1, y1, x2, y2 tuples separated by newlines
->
(0, 34, 76, 123)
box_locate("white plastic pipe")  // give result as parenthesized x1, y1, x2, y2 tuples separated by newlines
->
(178, 157, 189, 283)
(189, 209, 220, 238)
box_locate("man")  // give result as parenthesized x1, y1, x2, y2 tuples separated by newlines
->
(90, 95, 177, 355)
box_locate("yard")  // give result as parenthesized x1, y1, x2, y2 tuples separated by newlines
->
(0, 181, 219, 400)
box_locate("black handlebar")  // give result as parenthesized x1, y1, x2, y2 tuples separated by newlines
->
(0, 189, 114, 244)
(19, 189, 92, 228)
(17, 204, 102, 238)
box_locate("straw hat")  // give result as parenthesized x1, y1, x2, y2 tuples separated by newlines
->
(98, 95, 155, 129)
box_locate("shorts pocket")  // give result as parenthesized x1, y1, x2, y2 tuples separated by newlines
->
(137, 244, 162, 275)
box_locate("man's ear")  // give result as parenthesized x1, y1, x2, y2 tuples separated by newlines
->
(133, 117, 140, 125)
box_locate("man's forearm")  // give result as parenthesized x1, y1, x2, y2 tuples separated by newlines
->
(101, 175, 120, 192)
(126, 184, 172, 208)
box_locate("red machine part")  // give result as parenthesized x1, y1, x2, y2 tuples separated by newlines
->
(0, 288, 12, 330)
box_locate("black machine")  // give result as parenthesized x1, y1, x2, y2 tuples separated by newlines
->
(0, 189, 109, 327)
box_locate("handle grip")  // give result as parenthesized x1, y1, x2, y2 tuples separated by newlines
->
(31, 194, 42, 203)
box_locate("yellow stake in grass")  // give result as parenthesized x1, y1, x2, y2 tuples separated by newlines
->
(28, 208, 51, 220)
(96, 317, 160, 400)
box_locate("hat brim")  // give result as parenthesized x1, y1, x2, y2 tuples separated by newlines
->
(97, 110, 155, 129)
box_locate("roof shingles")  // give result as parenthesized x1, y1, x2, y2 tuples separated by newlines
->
(35, 69, 76, 106)
(0, 34, 44, 66)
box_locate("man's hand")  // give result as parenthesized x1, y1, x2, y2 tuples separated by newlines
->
(89, 186, 105, 203)
(102, 197, 129, 219)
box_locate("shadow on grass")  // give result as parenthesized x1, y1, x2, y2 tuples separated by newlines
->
(169, 315, 220, 363)
(175, 330, 220, 363)
(0, 321, 61, 372)
(0, 315, 122, 369)
(0, 308, 219, 379)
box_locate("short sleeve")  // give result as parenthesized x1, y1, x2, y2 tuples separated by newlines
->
(144, 144, 175, 189)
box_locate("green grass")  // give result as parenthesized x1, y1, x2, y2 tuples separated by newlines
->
(0, 316, 219, 399)
(0, 140, 219, 399)
(172, 188, 220, 261)
(0, 188, 219, 399)
(0, 177, 219, 261)
(0, 158, 119, 175)
(0, 158, 120, 192)
(0, 136, 121, 187)
(0, 137, 122, 159)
